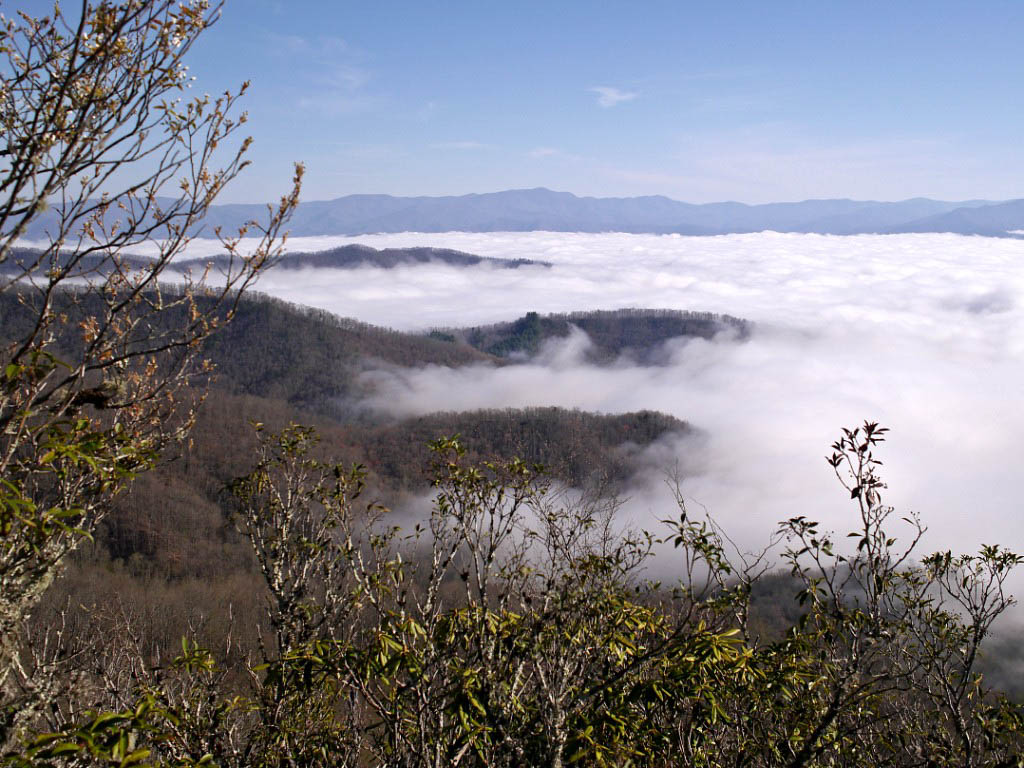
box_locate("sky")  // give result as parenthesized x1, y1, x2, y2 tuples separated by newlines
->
(171, 0, 1024, 204)
(11, 0, 1024, 204)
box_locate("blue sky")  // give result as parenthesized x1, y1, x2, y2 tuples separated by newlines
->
(22, 1, 1024, 203)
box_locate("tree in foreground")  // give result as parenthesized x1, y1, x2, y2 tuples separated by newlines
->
(0, 0, 301, 751)
(81, 422, 1016, 767)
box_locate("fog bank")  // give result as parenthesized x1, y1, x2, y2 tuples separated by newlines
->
(198, 232, 1024, 558)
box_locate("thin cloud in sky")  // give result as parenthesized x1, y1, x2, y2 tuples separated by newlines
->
(263, 32, 377, 116)
(416, 101, 438, 121)
(296, 90, 377, 116)
(589, 129, 989, 203)
(266, 33, 350, 57)
(323, 65, 369, 91)
(433, 141, 489, 150)
(589, 86, 638, 108)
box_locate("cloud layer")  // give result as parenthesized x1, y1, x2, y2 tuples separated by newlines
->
(186, 231, 1024, 561)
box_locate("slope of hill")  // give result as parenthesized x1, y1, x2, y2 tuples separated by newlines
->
(95, 391, 691, 582)
(887, 199, 1024, 236)
(19, 287, 702, 653)
(0, 286, 708, 479)
(206, 303, 750, 415)
(0, 287, 743, 426)
(0, 247, 156, 276)
(199, 293, 498, 418)
(44, 388, 692, 670)
(347, 406, 689, 491)
(0, 285, 500, 420)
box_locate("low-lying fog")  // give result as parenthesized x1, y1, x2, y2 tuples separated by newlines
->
(197, 232, 1024, 560)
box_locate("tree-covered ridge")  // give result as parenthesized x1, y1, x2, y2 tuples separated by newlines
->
(3, 289, 748, 420)
(446, 307, 751, 362)
(3, 268, 751, 424)
(268, 243, 550, 270)
(0, 244, 549, 278)
(0, 247, 159, 276)
(0, 289, 498, 421)
(198, 293, 499, 418)
(86, 396, 690, 582)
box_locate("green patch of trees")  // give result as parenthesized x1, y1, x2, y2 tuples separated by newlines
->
(452, 308, 751, 364)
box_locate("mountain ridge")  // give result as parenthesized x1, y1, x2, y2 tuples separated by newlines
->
(17, 188, 1024, 238)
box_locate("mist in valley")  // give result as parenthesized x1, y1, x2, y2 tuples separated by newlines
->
(139, 230, 1024, 564)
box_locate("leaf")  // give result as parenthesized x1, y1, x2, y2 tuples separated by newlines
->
(45, 742, 83, 756)
(90, 711, 129, 731)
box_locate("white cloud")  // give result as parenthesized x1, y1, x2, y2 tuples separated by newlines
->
(526, 147, 588, 164)
(589, 86, 638, 108)
(160, 231, 1024, 574)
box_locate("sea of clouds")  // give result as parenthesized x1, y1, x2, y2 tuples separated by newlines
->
(180, 231, 1024, 561)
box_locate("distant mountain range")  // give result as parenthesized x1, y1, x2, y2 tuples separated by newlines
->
(18, 188, 1024, 238)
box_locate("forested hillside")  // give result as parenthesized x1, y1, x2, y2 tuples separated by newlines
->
(2, 287, 697, 664)
(21, 293, 697, 700)
(199, 293, 498, 418)
(0, 286, 700, 556)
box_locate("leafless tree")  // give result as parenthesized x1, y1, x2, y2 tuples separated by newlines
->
(0, 0, 301, 746)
